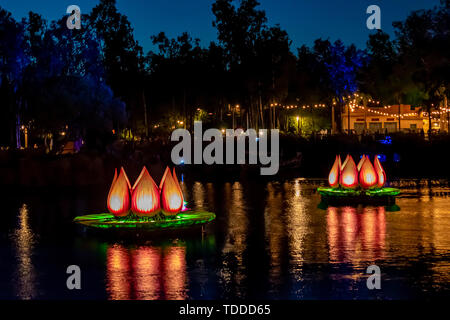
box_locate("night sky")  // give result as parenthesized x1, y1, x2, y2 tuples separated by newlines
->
(0, 0, 442, 52)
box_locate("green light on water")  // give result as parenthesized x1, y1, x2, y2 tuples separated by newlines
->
(317, 186, 400, 197)
(74, 211, 216, 230)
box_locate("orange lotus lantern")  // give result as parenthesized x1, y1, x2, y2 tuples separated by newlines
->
(339, 155, 359, 189)
(131, 166, 160, 216)
(374, 156, 386, 188)
(160, 167, 184, 215)
(359, 157, 378, 189)
(357, 155, 366, 172)
(107, 167, 131, 217)
(328, 155, 340, 188)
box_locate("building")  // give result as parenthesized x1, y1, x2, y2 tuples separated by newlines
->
(341, 104, 427, 134)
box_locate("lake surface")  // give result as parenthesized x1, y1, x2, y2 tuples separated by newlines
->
(0, 178, 449, 300)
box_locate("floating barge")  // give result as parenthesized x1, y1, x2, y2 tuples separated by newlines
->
(74, 166, 216, 235)
(74, 211, 216, 235)
(317, 186, 400, 205)
(319, 153, 401, 206)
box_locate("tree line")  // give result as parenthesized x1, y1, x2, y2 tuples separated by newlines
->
(0, 0, 448, 148)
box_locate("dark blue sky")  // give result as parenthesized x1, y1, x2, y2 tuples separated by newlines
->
(0, 0, 441, 53)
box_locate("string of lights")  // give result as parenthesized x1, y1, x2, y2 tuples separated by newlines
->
(270, 103, 327, 109)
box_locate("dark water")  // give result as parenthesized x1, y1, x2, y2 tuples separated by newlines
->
(0, 178, 449, 300)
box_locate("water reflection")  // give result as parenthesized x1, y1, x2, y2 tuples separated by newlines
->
(106, 243, 187, 300)
(12, 204, 37, 299)
(221, 182, 248, 297)
(326, 206, 386, 265)
(3, 179, 450, 299)
(106, 244, 132, 300)
(264, 182, 284, 294)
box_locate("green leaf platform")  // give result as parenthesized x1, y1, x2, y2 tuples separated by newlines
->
(317, 186, 400, 205)
(74, 211, 216, 231)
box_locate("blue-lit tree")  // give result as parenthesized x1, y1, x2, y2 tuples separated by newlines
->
(0, 5, 127, 150)
(21, 14, 126, 150)
(313, 39, 366, 133)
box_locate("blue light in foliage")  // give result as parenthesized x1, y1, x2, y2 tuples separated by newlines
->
(393, 153, 401, 162)
(377, 154, 386, 162)
(379, 136, 392, 145)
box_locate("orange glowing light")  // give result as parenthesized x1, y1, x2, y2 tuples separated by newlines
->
(131, 166, 160, 216)
(107, 167, 131, 217)
(374, 156, 386, 188)
(339, 155, 359, 189)
(357, 155, 366, 172)
(106, 244, 131, 300)
(359, 157, 378, 189)
(328, 155, 340, 188)
(160, 167, 184, 215)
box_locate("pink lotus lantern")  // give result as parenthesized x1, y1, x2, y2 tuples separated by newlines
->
(328, 155, 340, 188)
(374, 155, 386, 188)
(160, 167, 184, 215)
(107, 167, 131, 217)
(359, 157, 378, 189)
(339, 155, 358, 189)
(131, 166, 160, 216)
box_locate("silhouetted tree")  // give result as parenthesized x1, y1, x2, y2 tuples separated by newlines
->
(90, 0, 145, 134)
(0, 8, 28, 147)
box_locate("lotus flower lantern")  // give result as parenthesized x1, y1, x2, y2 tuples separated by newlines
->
(75, 166, 216, 231)
(107, 167, 131, 217)
(327, 154, 389, 190)
(359, 157, 377, 189)
(328, 155, 340, 188)
(339, 155, 359, 189)
(374, 155, 386, 188)
(160, 167, 184, 215)
(131, 166, 160, 216)
(320, 154, 399, 205)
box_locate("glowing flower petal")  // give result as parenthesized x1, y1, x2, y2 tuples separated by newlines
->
(160, 167, 183, 215)
(339, 155, 358, 189)
(172, 168, 184, 201)
(107, 167, 131, 217)
(374, 155, 386, 188)
(357, 155, 366, 172)
(359, 158, 378, 189)
(328, 155, 340, 188)
(131, 166, 160, 216)
(341, 154, 349, 173)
